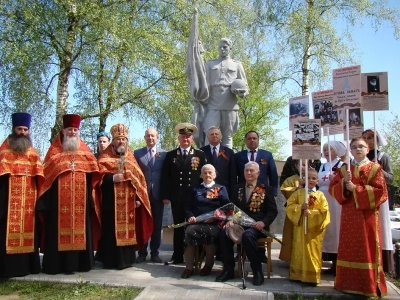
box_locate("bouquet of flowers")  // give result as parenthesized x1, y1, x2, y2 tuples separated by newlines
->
(230, 204, 283, 244)
(162, 203, 235, 229)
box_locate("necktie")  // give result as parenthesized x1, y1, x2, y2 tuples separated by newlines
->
(308, 189, 314, 194)
(183, 149, 187, 159)
(250, 150, 255, 161)
(149, 149, 154, 167)
(247, 184, 253, 188)
(212, 146, 218, 164)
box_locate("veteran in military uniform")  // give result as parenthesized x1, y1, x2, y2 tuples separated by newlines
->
(202, 38, 249, 148)
(160, 123, 207, 265)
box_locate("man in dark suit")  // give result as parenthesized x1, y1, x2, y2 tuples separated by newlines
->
(160, 123, 207, 264)
(200, 126, 236, 197)
(235, 131, 278, 196)
(215, 161, 278, 286)
(134, 128, 167, 263)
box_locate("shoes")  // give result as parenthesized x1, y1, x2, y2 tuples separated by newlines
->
(260, 255, 268, 264)
(252, 270, 264, 286)
(136, 255, 146, 263)
(181, 269, 194, 279)
(151, 255, 162, 263)
(215, 270, 235, 282)
(164, 258, 184, 265)
(200, 265, 213, 276)
(306, 282, 318, 287)
(322, 267, 336, 276)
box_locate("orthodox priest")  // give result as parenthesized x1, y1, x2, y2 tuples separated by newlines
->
(0, 113, 44, 277)
(97, 123, 153, 269)
(37, 114, 100, 274)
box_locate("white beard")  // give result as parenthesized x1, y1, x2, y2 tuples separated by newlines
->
(116, 145, 126, 155)
(63, 135, 79, 151)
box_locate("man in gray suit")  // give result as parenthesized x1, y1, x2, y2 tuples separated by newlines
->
(134, 128, 167, 263)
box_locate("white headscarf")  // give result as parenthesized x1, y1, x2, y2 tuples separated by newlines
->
(363, 127, 387, 147)
(325, 140, 347, 157)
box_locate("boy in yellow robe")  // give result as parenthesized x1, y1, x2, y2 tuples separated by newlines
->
(286, 169, 330, 285)
(279, 159, 305, 261)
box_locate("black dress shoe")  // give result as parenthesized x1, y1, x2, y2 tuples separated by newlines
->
(252, 270, 264, 286)
(136, 255, 146, 263)
(260, 256, 268, 264)
(164, 258, 184, 265)
(151, 255, 162, 263)
(215, 270, 235, 282)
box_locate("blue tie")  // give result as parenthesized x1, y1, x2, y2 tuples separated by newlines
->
(212, 147, 218, 165)
(149, 149, 154, 167)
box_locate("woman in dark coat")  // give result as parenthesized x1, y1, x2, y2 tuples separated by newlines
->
(181, 164, 229, 278)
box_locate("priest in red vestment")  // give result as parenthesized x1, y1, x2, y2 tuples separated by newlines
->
(329, 137, 387, 297)
(37, 114, 100, 274)
(0, 113, 44, 277)
(96, 123, 152, 269)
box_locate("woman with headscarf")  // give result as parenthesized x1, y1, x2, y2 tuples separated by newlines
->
(319, 140, 347, 274)
(362, 128, 394, 273)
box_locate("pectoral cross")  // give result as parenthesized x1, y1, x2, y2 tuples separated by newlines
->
(70, 160, 75, 172)
(117, 155, 127, 174)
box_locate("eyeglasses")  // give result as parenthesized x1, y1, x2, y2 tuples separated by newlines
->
(350, 145, 367, 150)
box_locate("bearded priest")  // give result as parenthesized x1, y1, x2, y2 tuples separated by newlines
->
(96, 123, 152, 270)
(0, 112, 44, 277)
(37, 114, 100, 275)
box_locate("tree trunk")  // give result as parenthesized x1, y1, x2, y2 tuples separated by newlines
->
(301, 0, 314, 96)
(50, 3, 78, 141)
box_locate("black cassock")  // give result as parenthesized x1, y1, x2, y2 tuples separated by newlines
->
(97, 175, 136, 269)
(36, 173, 94, 274)
(0, 175, 40, 277)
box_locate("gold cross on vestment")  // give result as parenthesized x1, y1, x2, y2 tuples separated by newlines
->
(116, 155, 127, 174)
(11, 240, 18, 246)
(61, 206, 69, 213)
(76, 206, 84, 214)
(70, 160, 76, 171)
(26, 207, 33, 214)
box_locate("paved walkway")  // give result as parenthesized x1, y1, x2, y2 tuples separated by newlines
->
(14, 239, 400, 300)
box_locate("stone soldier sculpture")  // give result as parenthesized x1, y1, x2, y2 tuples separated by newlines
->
(201, 38, 249, 148)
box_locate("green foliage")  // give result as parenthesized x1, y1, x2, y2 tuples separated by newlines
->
(0, 278, 142, 300)
(380, 113, 400, 187)
(0, 0, 399, 157)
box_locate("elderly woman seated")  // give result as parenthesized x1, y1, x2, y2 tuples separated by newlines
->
(181, 164, 230, 279)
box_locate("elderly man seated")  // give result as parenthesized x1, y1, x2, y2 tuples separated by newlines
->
(215, 161, 278, 286)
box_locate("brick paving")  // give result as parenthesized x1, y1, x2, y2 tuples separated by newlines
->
(13, 240, 400, 300)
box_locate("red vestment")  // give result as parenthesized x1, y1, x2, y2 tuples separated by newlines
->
(0, 138, 44, 254)
(38, 133, 100, 251)
(329, 161, 387, 297)
(96, 145, 153, 250)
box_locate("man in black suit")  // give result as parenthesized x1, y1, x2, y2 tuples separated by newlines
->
(200, 126, 236, 197)
(215, 161, 278, 286)
(161, 123, 207, 264)
(235, 131, 278, 196)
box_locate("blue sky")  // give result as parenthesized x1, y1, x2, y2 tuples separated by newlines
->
(119, 2, 400, 156)
(277, 1, 400, 158)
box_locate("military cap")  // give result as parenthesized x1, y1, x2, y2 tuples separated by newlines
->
(174, 123, 198, 135)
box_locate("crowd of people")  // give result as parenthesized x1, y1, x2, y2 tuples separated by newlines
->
(0, 112, 393, 298)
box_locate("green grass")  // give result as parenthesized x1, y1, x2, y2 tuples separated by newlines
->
(0, 278, 142, 300)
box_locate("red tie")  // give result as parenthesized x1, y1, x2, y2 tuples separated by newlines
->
(250, 150, 255, 161)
